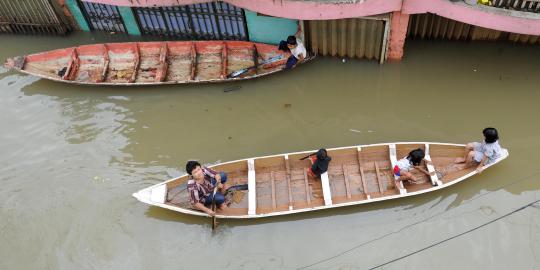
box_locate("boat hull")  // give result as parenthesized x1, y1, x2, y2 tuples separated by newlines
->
(4, 41, 314, 86)
(133, 142, 508, 219)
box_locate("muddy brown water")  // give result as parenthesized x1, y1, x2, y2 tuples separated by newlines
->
(1, 32, 539, 269)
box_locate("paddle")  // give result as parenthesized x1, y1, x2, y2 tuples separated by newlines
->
(211, 186, 219, 230)
(299, 153, 316, 161)
(227, 55, 284, 78)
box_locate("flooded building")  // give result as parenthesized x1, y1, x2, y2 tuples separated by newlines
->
(1, 0, 539, 63)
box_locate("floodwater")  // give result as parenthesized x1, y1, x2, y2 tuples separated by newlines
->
(1, 32, 539, 270)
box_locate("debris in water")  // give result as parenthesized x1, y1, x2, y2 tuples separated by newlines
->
(284, 103, 292, 108)
(367, 130, 374, 133)
(223, 85, 241, 92)
(349, 129, 361, 133)
(228, 136, 232, 140)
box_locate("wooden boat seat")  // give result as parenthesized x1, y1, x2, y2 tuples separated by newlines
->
(320, 172, 333, 206)
(424, 144, 443, 186)
(247, 159, 257, 216)
(389, 144, 407, 195)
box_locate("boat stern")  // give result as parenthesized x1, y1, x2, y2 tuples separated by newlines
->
(4, 56, 25, 70)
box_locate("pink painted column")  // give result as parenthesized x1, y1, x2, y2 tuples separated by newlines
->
(387, 11, 410, 61)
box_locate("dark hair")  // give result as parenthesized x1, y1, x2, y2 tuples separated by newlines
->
(483, 127, 499, 144)
(316, 148, 328, 160)
(407, 148, 425, 166)
(286, 35, 297, 46)
(186, 160, 201, 175)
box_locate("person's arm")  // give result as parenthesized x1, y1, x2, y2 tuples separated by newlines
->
(293, 24, 306, 61)
(193, 202, 215, 216)
(413, 166, 430, 176)
(413, 159, 430, 176)
(294, 23, 302, 39)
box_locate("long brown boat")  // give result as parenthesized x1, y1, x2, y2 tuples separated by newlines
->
(3, 41, 312, 86)
(133, 142, 508, 219)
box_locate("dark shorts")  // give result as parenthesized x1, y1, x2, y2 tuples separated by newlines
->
(204, 172, 228, 206)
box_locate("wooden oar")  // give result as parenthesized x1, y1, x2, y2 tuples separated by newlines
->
(299, 153, 316, 160)
(227, 55, 284, 78)
(211, 186, 218, 230)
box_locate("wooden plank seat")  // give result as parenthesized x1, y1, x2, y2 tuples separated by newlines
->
(424, 143, 443, 186)
(248, 159, 256, 216)
(389, 144, 407, 195)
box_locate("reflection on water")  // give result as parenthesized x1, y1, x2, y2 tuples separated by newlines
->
(1, 32, 540, 269)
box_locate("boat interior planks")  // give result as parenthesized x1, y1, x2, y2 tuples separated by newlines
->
(5, 40, 312, 86)
(135, 142, 508, 219)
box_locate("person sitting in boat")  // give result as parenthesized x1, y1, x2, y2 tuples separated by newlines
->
(455, 127, 502, 174)
(278, 25, 306, 70)
(185, 161, 229, 216)
(307, 149, 332, 178)
(394, 148, 431, 184)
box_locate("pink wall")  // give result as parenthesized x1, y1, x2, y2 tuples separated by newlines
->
(387, 12, 410, 61)
(403, 0, 540, 36)
(82, 0, 402, 20)
(83, 0, 540, 35)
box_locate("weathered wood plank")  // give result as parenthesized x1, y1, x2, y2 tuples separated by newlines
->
(190, 42, 197, 80)
(100, 44, 109, 82)
(221, 43, 227, 79)
(63, 48, 79, 81)
(342, 164, 352, 199)
(252, 44, 259, 75)
(356, 147, 369, 197)
(374, 161, 384, 193)
(303, 168, 311, 206)
(270, 171, 277, 209)
(129, 43, 140, 83)
(155, 42, 168, 82)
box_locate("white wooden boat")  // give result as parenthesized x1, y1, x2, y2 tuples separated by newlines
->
(133, 142, 508, 219)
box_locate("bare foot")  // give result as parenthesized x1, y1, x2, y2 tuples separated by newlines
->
(454, 157, 466, 164)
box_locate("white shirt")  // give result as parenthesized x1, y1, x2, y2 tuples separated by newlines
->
(290, 39, 306, 60)
(396, 157, 413, 172)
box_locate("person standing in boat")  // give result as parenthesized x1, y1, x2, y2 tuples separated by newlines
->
(307, 149, 332, 178)
(455, 127, 502, 173)
(278, 25, 307, 70)
(394, 148, 431, 184)
(185, 161, 229, 216)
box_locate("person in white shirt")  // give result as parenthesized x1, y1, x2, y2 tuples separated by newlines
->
(278, 26, 307, 69)
(455, 127, 503, 173)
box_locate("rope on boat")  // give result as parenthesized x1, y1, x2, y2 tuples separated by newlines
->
(297, 169, 540, 270)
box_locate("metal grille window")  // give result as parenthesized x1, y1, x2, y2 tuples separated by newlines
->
(78, 0, 126, 33)
(0, 0, 70, 35)
(134, 2, 248, 40)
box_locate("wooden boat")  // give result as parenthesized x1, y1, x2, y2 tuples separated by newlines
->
(133, 142, 508, 219)
(3, 41, 313, 86)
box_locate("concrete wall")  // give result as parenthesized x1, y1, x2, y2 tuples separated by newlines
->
(81, 0, 402, 20)
(82, 0, 540, 35)
(245, 11, 298, 44)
